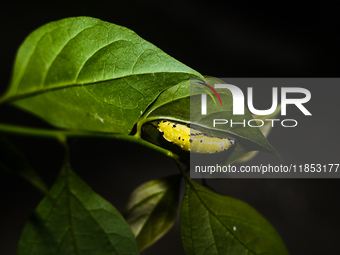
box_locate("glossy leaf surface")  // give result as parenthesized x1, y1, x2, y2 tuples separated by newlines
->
(3, 16, 201, 134)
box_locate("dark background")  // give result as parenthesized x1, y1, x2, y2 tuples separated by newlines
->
(1, 1, 340, 254)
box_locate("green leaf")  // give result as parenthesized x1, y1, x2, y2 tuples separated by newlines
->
(0, 136, 49, 196)
(16, 163, 139, 255)
(125, 175, 181, 251)
(139, 79, 192, 123)
(180, 180, 289, 255)
(3, 16, 202, 134)
(140, 78, 280, 164)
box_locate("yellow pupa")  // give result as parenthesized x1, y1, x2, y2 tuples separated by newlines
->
(157, 120, 234, 153)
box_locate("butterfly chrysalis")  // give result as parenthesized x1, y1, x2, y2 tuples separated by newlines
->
(157, 120, 235, 153)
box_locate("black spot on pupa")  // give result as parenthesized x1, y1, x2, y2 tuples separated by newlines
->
(162, 120, 167, 123)
(200, 140, 203, 143)
(178, 137, 181, 140)
(173, 124, 177, 127)
(189, 139, 193, 143)
(215, 150, 218, 153)
(182, 139, 184, 141)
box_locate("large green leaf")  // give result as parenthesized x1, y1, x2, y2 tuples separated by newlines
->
(125, 175, 181, 251)
(2, 16, 202, 134)
(0, 136, 49, 196)
(180, 180, 289, 255)
(141, 78, 280, 164)
(16, 163, 139, 255)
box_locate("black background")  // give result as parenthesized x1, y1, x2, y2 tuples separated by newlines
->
(1, 1, 340, 254)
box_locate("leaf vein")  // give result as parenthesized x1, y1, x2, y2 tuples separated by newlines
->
(42, 25, 97, 87)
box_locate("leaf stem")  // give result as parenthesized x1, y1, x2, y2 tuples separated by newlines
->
(0, 95, 9, 105)
(171, 155, 195, 189)
(135, 118, 159, 137)
(0, 122, 194, 186)
(0, 123, 170, 158)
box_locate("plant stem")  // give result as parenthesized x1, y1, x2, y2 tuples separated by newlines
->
(0, 122, 195, 186)
(171, 155, 195, 189)
(135, 117, 159, 137)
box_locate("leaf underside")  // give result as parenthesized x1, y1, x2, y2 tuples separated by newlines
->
(141, 78, 281, 164)
(125, 174, 181, 251)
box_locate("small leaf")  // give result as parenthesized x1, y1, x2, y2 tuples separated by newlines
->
(16, 163, 139, 255)
(3, 16, 202, 134)
(180, 180, 289, 255)
(125, 175, 181, 251)
(0, 136, 49, 196)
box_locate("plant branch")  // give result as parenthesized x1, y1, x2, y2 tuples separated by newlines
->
(0, 122, 195, 187)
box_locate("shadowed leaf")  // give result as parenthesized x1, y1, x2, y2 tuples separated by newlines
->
(16, 163, 139, 255)
(125, 175, 181, 251)
(180, 180, 289, 255)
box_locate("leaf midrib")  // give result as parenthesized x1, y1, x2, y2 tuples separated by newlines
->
(65, 170, 124, 254)
(188, 183, 257, 254)
(129, 190, 168, 238)
(65, 170, 80, 255)
(2, 71, 197, 104)
(25, 186, 65, 255)
(126, 190, 165, 213)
